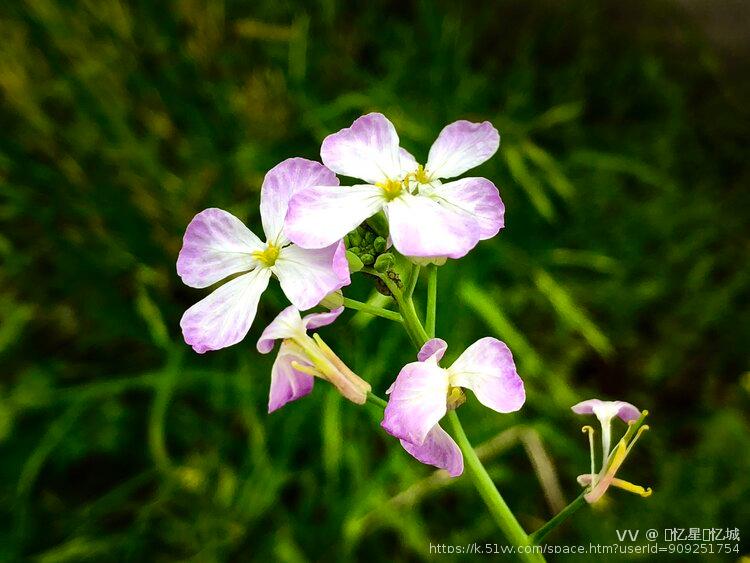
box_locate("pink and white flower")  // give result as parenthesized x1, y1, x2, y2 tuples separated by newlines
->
(572, 399, 651, 503)
(382, 337, 526, 476)
(177, 158, 350, 353)
(257, 306, 371, 411)
(285, 113, 504, 260)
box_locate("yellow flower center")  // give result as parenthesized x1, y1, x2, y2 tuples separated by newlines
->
(412, 164, 430, 185)
(376, 178, 404, 200)
(252, 243, 280, 266)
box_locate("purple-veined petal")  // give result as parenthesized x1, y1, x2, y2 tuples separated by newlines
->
(303, 306, 345, 330)
(321, 113, 413, 184)
(386, 193, 481, 259)
(260, 158, 339, 245)
(425, 120, 500, 180)
(268, 340, 315, 413)
(176, 208, 263, 289)
(428, 177, 504, 240)
(180, 267, 272, 354)
(448, 337, 525, 413)
(273, 242, 351, 310)
(381, 361, 449, 445)
(256, 305, 306, 354)
(400, 423, 464, 477)
(572, 399, 640, 423)
(418, 338, 449, 363)
(285, 184, 386, 249)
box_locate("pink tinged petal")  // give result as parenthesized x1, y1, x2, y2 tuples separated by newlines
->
(429, 177, 505, 240)
(381, 361, 450, 445)
(285, 184, 386, 249)
(273, 243, 352, 310)
(268, 341, 315, 413)
(181, 267, 272, 354)
(256, 305, 306, 354)
(571, 399, 640, 423)
(386, 193, 481, 259)
(302, 306, 345, 330)
(176, 208, 263, 289)
(321, 113, 412, 184)
(425, 120, 500, 180)
(448, 337, 526, 413)
(400, 423, 464, 477)
(418, 338, 449, 363)
(260, 158, 339, 245)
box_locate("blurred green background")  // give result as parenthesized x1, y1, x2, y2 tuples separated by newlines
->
(1, 0, 748, 560)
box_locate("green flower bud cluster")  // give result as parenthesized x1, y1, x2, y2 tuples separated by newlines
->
(344, 223, 401, 296)
(344, 224, 390, 271)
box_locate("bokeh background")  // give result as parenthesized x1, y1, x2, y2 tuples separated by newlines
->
(1, 0, 748, 560)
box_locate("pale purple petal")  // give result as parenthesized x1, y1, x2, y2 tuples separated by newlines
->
(256, 306, 306, 354)
(448, 337, 525, 413)
(573, 399, 640, 423)
(268, 340, 315, 413)
(425, 120, 500, 180)
(386, 193, 481, 259)
(400, 423, 464, 477)
(418, 338, 448, 363)
(302, 306, 345, 330)
(381, 361, 449, 445)
(180, 268, 272, 354)
(260, 158, 339, 245)
(176, 208, 263, 289)
(429, 177, 505, 240)
(321, 113, 413, 184)
(285, 184, 386, 249)
(273, 242, 351, 310)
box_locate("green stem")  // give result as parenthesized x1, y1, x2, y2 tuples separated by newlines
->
(376, 272, 429, 347)
(447, 410, 543, 562)
(530, 493, 587, 545)
(343, 297, 403, 323)
(425, 265, 437, 338)
(366, 391, 388, 409)
(404, 264, 420, 299)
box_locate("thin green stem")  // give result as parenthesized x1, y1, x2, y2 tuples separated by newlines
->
(425, 265, 437, 338)
(343, 297, 403, 323)
(529, 493, 587, 545)
(404, 263, 420, 299)
(366, 391, 388, 410)
(376, 272, 429, 347)
(447, 411, 543, 562)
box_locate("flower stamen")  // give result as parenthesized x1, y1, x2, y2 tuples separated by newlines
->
(376, 178, 404, 200)
(252, 243, 280, 266)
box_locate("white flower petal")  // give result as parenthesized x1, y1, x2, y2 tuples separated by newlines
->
(273, 242, 351, 310)
(180, 268, 271, 354)
(321, 113, 412, 183)
(428, 177, 505, 240)
(285, 184, 386, 249)
(386, 193, 481, 259)
(260, 158, 339, 245)
(425, 120, 500, 180)
(176, 208, 263, 288)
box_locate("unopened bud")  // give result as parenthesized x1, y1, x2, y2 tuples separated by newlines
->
(374, 252, 395, 272)
(373, 236, 387, 253)
(360, 253, 374, 266)
(346, 251, 364, 273)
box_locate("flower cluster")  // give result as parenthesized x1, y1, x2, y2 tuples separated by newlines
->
(176, 112, 650, 493)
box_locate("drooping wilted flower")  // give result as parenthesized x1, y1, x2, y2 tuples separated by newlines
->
(284, 113, 504, 260)
(257, 306, 371, 410)
(382, 337, 525, 476)
(572, 399, 652, 503)
(177, 158, 350, 353)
